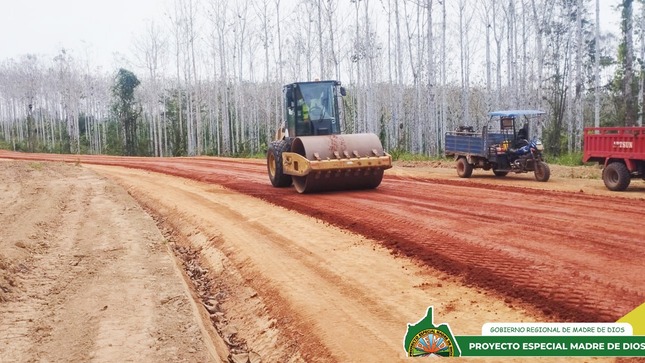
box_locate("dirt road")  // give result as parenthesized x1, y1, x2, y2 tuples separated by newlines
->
(1, 150, 643, 362)
(0, 161, 214, 362)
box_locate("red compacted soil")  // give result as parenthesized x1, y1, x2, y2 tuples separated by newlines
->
(1, 150, 642, 362)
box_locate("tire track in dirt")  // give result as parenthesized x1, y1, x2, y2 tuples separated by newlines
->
(90, 164, 565, 363)
(2, 152, 643, 324)
(268, 180, 643, 322)
(0, 161, 214, 362)
(374, 178, 644, 268)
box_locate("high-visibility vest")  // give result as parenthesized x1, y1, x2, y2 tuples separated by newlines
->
(302, 103, 309, 120)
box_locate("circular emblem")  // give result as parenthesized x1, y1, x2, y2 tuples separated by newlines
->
(407, 328, 456, 357)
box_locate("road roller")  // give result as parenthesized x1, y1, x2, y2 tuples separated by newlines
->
(267, 80, 392, 193)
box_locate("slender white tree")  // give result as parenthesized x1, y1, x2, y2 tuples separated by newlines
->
(594, 0, 600, 128)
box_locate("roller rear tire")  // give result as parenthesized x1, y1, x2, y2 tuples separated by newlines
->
(267, 140, 293, 187)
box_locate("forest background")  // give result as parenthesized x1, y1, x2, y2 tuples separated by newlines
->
(0, 0, 643, 160)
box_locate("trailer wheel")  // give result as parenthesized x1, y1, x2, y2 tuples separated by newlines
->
(267, 140, 293, 187)
(493, 170, 508, 177)
(534, 162, 550, 182)
(456, 157, 473, 178)
(603, 162, 630, 191)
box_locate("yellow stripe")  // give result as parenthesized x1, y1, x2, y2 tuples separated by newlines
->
(617, 303, 645, 335)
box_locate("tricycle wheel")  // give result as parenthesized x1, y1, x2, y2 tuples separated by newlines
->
(603, 162, 630, 191)
(456, 157, 473, 178)
(534, 162, 550, 182)
(493, 170, 508, 177)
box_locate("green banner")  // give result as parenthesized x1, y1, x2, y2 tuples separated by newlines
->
(456, 335, 645, 356)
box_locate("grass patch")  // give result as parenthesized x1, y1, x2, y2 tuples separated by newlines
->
(547, 152, 584, 166)
(241, 152, 265, 159)
(389, 149, 440, 162)
(28, 162, 44, 170)
(0, 141, 12, 150)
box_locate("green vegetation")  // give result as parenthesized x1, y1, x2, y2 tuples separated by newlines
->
(239, 151, 266, 159)
(0, 140, 12, 150)
(389, 148, 443, 162)
(547, 152, 584, 166)
(112, 69, 141, 156)
(28, 162, 44, 170)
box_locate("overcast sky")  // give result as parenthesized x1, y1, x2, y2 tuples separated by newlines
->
(0, 0, 623, 73)
(0, 0, 167, 70)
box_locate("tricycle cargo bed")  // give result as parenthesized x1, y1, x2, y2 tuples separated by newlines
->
(445, 132, 509, 157)
(583, 127, 645, 162)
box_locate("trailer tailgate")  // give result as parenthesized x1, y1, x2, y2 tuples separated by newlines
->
(583, 127, 645, 162)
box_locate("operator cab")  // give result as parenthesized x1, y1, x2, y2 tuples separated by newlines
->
(284, 80, 345, 137)
(499, 116, 528, 148)
(493, 111, 543, 148)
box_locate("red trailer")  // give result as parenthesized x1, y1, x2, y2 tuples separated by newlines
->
(583, 127, 645, 191)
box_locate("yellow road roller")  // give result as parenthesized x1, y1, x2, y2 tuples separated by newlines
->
(267, 80, 392, 193)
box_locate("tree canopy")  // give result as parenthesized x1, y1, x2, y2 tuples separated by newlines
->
(0, 0, 643, 158)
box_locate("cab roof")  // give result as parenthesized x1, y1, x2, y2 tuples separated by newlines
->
(488, 110, 545, 117)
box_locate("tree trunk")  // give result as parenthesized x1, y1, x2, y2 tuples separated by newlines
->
(574, 0, 583, 151)
(427, 0, 437, 155)
(594, 0, 600, 128)
(640, 0, 645, 126)
(623, 0, 636, 126)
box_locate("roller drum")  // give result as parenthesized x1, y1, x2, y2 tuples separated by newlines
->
(290, 133, 388, 193)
